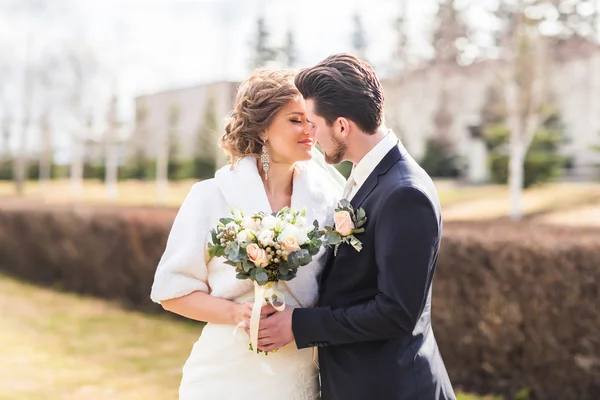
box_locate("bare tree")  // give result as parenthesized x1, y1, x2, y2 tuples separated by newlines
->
(12, 35, 39, 196)
(65, 48, 97, 198)
(0, 115, 13, 182)
(38, 110, 52, 192)
(432, 0, 469, 65)
(0, 116, 10, 159)
(70, 113, 90, 198)
(391, 0, 410, 73)
(498, 1, 548, 220)
(104, 95, 121, 202)
(0, 63, 12, 165)
(36, 55, 60, 194)
(491, 0, 600, 219)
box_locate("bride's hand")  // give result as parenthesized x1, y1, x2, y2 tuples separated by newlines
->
(260, 304, 280, 316)
(235, 302, 277, 325)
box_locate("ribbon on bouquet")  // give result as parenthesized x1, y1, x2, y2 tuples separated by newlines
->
(249, 281, 286, 354)
(233, 281, 286, 356)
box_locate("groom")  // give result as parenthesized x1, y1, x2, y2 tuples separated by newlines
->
(253, 54, 456, 400)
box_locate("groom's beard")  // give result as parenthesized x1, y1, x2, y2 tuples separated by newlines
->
(323, 134, 347, 165)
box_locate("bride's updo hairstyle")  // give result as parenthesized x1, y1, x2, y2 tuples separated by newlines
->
(220, 68, 299, 164)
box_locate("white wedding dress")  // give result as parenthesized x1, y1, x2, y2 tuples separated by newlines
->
(150, 155, 343, 400)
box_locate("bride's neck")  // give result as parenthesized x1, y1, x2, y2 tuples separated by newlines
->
(258, 160, 294, 198)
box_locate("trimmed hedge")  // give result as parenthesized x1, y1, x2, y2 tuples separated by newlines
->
(0, 203, 598, 399)
(0, 201, 175, 312)
(436, 222, 600, 399)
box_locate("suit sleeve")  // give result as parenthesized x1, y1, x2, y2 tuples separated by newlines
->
(292, 186, 439, 348)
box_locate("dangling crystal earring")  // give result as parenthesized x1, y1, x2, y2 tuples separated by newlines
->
(261, 141, 270, 180)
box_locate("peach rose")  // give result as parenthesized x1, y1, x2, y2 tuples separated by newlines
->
(334, 210, 355, 237)
(246, 243, 269, 267)
(282, 237, 301, 254)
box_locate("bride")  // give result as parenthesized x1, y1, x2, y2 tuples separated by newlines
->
(150, 69, 344, 399)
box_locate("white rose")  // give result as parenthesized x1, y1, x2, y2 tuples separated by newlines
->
(241, 217, 258, 230)
(261, 215, 277, 230)
(237, 229, 256, 244)
(279, 225, 308, 246)
(258, 229, 275, 246)
(294, 216, 307, 228)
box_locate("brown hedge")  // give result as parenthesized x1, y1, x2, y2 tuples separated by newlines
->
(0, 202, 598, 398)
(436, 221, 600, 399)
(0, 201, 175, 312)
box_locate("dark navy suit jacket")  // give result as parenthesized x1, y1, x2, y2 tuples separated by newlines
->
(293, 143, 456, 400)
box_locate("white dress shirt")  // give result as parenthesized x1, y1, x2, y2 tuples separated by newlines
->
(346, 131, 399, 200)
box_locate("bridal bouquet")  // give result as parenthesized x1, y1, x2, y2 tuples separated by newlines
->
(208, 207, 323, 354)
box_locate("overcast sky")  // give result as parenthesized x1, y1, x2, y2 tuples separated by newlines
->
(0, 0, 501, 159)
(0, 0, 500, 95)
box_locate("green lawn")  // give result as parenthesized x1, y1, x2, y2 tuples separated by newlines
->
(0, 273, 499, 399)
(0, 273, 202, 400)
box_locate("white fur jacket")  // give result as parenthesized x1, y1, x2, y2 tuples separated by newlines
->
(150, 156, 341, 308)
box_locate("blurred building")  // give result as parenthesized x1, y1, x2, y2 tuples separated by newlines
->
(133, 81, 238, 168)
(382, 40, 600, 181)
(134, 41, 600, 181)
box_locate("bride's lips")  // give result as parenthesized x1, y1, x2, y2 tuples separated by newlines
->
(298, 139, 314, 147)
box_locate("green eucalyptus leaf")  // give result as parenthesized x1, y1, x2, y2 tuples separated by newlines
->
(255, 271, 269, 285)
(325, 231, 342, 245)
(356, 208, 366, 221)
(287, 252, 299, 268)
(243, 259, 254, 273)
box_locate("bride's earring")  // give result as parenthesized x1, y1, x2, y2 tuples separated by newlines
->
(261, 141, 270, 180)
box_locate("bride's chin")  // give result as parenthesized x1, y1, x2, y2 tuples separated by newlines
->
(297, 150, 313, 162)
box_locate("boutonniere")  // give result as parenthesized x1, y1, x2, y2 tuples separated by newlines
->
(322, 199, 367, 256)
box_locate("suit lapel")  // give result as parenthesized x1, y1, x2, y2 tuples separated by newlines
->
(350, 143, 406, 210)
(319, 142, 408, 291)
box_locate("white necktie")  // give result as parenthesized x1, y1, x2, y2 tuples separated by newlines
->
(342, 176, 356, 200)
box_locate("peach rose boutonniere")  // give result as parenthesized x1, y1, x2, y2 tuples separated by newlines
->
(323, 199, 367, 256)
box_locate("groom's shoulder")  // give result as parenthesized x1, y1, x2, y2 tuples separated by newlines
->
(381, 156, 432, 191)
(378, 160, 441, 214)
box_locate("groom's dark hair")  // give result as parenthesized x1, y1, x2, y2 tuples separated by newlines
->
(294, 53, 384, 134)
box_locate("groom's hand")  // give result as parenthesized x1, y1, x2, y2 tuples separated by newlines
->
(245, 306, 295, 352)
